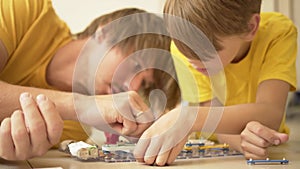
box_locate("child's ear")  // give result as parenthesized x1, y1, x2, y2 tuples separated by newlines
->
(244, 14, 260, 41)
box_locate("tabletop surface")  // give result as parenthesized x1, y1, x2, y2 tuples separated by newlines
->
(1, 115, 300, 169)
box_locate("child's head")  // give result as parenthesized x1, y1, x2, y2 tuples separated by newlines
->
(164, 0, 262, 60)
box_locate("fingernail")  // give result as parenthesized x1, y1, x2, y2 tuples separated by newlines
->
(36, 94, 47, 104)
(20, 92, 31, 101)
(274, 139, 280, 145)
(135, 111, 144, 118)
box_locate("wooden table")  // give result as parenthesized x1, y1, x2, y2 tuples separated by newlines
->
(2, 115, 300, 169)
(1, 140, 299, 169)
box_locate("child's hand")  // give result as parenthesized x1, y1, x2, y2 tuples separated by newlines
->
(134, 107, 197, 166)
(240, 121, 289, 159)
(0, 93, 64, 161)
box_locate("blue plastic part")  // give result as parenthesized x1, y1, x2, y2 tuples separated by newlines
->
(247, 158, 289, 165)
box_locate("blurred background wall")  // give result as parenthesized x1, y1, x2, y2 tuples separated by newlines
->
(52, 0, 166, 33)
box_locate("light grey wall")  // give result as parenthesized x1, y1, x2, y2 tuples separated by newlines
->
(52, 0, 166, 33)
(261, 0, 276, 12)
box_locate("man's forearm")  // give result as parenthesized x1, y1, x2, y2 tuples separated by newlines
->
(0, 81, 77, 121)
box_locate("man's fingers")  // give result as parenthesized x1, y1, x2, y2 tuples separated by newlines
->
(120, 117, 137, 136)
(135, 109, 155, 124)
(19, 93, 48, 152)
(129, 123, 151, 137)
(129, 91, 152, 122)
(129, 91, 149, 112)
(0, 118, 15, 160)
(11, 110, 31, 160)
(36, 94, 64, 145)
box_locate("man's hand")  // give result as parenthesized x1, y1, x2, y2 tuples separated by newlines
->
(0, 93, 64, 161)
(240, 121, 289, 159)
(75, 91, 154, 139)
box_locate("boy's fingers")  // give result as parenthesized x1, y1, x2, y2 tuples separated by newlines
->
(275, 133, 289, 144)
(134, 134, 151, 162)
(241, 140, 268, 157)
(155, 150, 170, 166)
(247, 122, 282, 145)
(241, 129, 271, 148)
(142, 136, 165, 165)
(167, 137, 187, 165)
(244, 151, 268, 160)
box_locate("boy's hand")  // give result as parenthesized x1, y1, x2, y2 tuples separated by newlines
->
(240, 121, 289, 159)
(0, 93, 64, 161)
(134, 107, 197, 166)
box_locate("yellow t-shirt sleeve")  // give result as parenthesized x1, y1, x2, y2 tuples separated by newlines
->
(258, 15, 298, 91)
(0, 0, 47, 55)
(0, 0, 88, 144)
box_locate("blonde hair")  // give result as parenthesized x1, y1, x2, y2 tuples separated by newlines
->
(75, 8, 180, 111)
(164, 0, 262, 60)
(75, 8, 170, 55)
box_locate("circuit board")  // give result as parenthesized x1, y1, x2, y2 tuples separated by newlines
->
(58, 139, 243, 163)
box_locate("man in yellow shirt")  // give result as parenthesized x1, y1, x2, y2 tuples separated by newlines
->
(0, 0, 179, 160)
(134, 0, 297, 166)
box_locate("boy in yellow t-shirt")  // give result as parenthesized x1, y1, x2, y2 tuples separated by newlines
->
(167, 0, 297, 161)
(134, 0, 297, 166)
